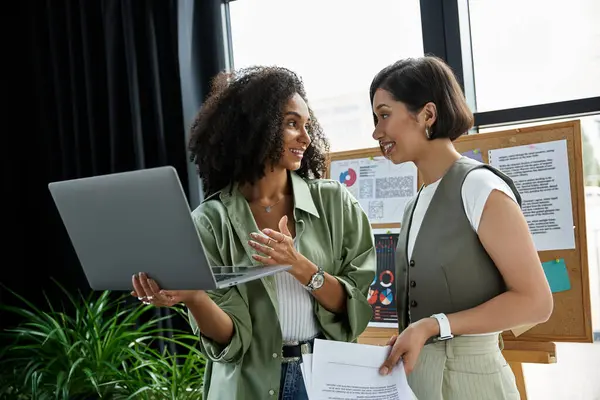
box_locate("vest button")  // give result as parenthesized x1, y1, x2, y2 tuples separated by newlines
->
(410, 300, 418, 307)
(409, 260, 415, 267)
(410, 280, 416, 287)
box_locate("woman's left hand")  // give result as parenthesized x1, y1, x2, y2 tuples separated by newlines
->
(379, 318, 438, 376)
(248, 215, 303, 268)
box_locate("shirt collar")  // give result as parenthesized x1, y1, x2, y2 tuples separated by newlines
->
(290, 171, 320, 218)
(204, 172, 320, 218)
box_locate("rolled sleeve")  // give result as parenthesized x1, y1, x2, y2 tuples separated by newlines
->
(318, 194, 376, 342)
(188, 214, 253, 364)
(189, 288, 252, 364)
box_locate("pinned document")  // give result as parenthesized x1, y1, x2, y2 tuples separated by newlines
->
(542, 258, 571, 293)
(488, 140, 575, 252)
(329, 157, 418, 225)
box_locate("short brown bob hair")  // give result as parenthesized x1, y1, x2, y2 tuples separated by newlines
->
(369, 56, 474, 141)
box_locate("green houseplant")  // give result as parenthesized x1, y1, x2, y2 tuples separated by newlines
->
(0, 282, 205, 399)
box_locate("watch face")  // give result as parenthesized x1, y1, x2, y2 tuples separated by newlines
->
(312, 273, 325, 289)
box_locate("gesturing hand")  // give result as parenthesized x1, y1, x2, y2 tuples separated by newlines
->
(131, 272, 204, 307)
(248, 215, 302, 268)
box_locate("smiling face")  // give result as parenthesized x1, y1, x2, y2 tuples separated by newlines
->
(277, 93, 312, 171)
(371, 88, 436, 164)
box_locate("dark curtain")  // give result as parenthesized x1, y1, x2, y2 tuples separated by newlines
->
(2, 0, 191, 338)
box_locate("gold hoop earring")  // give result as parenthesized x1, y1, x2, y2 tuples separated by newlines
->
(425, 127, 431, 139)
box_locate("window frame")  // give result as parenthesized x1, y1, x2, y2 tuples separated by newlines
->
(420, 0, 600, 130)
(224, 0, 599, 129)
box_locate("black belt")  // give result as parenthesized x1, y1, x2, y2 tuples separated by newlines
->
(281, 335, 322, 362)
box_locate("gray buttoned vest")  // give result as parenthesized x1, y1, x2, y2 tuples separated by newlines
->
(395, 157, 522, 333)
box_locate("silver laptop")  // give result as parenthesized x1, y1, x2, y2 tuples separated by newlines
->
(47, 166, 291, 291)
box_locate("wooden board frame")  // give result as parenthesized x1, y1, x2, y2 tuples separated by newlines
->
(327, 120, 593, 349)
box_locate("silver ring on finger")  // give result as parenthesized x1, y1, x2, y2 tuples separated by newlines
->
(147, 295, 154, 301)
(267, 238, 273, 247)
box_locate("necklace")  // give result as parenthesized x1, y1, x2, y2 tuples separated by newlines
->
(255, 196, 283, 213)
(263, 197, 283, 213)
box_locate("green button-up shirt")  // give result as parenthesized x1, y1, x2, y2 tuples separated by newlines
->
(188, 172, 376, 400)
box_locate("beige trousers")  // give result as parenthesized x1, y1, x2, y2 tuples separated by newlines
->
(408, 335, 520, 400)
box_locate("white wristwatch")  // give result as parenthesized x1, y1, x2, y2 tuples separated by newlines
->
(431, 313, 453, 341)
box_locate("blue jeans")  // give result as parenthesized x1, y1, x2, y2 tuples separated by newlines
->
(279, 360, 309, 400)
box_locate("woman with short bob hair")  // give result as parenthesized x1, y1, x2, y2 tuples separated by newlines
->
(370, 56, 553, 399)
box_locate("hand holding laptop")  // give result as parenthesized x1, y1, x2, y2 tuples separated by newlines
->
(131, 272, 204, 307)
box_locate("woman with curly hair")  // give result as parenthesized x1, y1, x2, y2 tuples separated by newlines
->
(131, 66, 376, 400)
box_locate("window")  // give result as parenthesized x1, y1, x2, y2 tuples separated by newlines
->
(225, 3, 600, 398)
(229, 0, 424, 152)
(468, 0, 600, 111)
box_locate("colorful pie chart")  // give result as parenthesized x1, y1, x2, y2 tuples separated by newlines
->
(368, 288, 379, 304)
(339, 168, 357, 187)
(379, 270, 394, 288)
(379, 288, 394, 305)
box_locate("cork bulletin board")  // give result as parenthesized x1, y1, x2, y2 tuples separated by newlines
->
(327, 120, 592, 345)
(454, 120, 592, 343)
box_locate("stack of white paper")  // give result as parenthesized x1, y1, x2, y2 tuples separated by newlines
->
(300, 339, 417, 399)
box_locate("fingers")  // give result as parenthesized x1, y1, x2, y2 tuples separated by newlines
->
(132, 273, 202, 308)
(252, 254, 277, 265)
(249, 233, 276, 247)
(132, 274, 147, 300)
(262, 226, 287, 243)
(386, 334, 399, 346)
(277, 215, 292, 237)
(132, 273, 170, 306)
(146, 278, 169, 306)
(379, 341, 405, 376)
(148, 277, 161, 294)
(132, 274, 141, 295)
(248, 238, 274, 257)
(403, 351, 418, 375)
(138, 273, 155, 298)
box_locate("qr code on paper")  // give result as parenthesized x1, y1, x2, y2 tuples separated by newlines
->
(359, 178, 374, 199)
(368, 201, 384, 220)
(376, 176, 414, 199)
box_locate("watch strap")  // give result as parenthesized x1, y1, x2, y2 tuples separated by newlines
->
(431, 313, 453, 341)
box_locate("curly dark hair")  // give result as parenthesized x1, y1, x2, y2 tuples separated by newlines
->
(188, 66, 330, 196)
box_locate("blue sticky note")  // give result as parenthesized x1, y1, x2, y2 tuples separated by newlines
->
(461, 149, 484, 163)
(541, 258, 571, 293)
